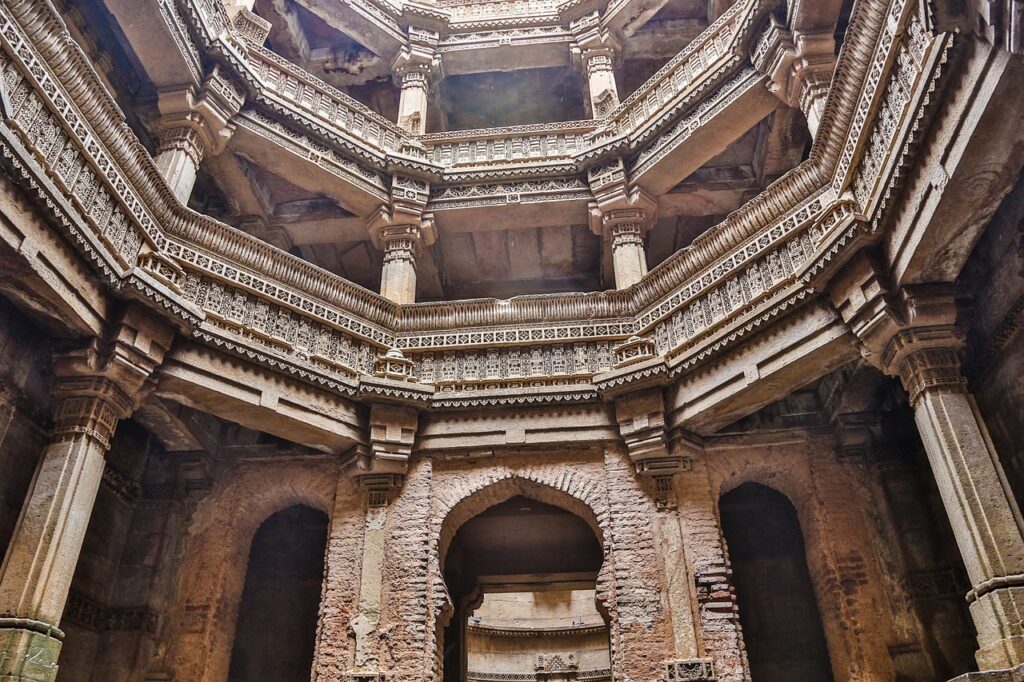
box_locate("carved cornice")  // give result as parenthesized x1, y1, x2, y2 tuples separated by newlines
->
(0, 0, 951, 414)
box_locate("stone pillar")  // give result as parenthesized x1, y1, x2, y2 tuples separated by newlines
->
(594, 339, 713, 678)
(891, 338, 1024, 671)
(751, 17, 835, 138)
(571, 12, 622, 118)
(831, 265, 1024, 672)
(0, 310, 173, 682)
(153, 127, 204, 204)
(609, 220, 648, 290)
(154, 67, 244, 203)
(392, 28, 441, 135)
(379, 225, 422, 306)
(369, 176, 435, 305)
(588, 160, 656, 290)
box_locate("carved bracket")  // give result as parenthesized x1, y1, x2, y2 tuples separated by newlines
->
(348, 348, 434, 494)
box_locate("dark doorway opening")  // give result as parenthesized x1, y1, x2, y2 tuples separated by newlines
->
(228, 504, 329, 681)
(720, 482, 834, 681)
(442, 496, 611, 682)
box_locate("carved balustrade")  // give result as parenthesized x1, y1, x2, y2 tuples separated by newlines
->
(421, 122, 597, 173)
(0, 0, 949, 409)
(169, 0, 767, 188)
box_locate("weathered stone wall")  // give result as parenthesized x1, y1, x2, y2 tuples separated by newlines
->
(154, 459, 342, 682)
(371, 449, 677, 682)
(0, 299, 52, 560)
(703, 429, 905, 681)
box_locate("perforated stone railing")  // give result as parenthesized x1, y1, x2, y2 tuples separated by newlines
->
(421, 121, 597, 171)
(243, 46, 405, 157)
(0, 0, 946, 405)
(598, 0, 758, 143)
(437, 25, 571, 51)
(176, 0, 760, 179)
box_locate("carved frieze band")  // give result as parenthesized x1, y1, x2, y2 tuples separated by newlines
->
(0, 0, 947, 409)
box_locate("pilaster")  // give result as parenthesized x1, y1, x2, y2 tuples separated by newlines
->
(0, 307, 174, 682)
(587, 159, 656, 290)
(154, 66, 244, 202)
(344, 349, 432, 679)
(571, 12, 622, 118)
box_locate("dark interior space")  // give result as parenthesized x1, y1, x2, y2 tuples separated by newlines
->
(227, 505, 329, 682)
(720, 482, 834, 682)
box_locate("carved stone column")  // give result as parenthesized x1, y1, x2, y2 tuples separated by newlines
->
(891, 337, 1024, 671)
(369, 176, 435, 305)
(392, 27, 442, 135)
(831, 262, 1024, 671)
(588, 159, 656, 289)
(571, 12, 622, 118)
(751, 17, 835, 138)
(345, 349, 432, 678)
(594, 339, 712, 676)
(0, 309, 173, 682)
(154, 66, 244, 202)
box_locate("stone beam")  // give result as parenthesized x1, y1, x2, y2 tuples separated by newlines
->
(417, 404, 618, 453)
(622, 19, 710, 61)
(291, 0, 405, 62)
(100, 0, 202, 88)
(631, 72, 779, 196)
(605, 0, 675, 38)
(885, 39, 1024, 289)
(254, 0, 311, 63)
(201, 152, 274, 218)
(0, 172, 108, 338)
(787, 0, 847, 33)
(229, 113, 386, 217)
(155, 341, 365, 453)
(666, 301, 859, 435)
(429, 196, 592, 234)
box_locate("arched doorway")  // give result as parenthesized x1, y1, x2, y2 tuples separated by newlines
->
(442, 496, 611, 682)
(227, 504, 329, 681)
(720, 482, 834, 681)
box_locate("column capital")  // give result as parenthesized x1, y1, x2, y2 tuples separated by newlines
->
(348, 348, 433, 496)
(155, 65, 244, 159)
(593, 337, 693, 480)
(368, 174, 436, 250)
(569, 11, 621, 63)
(50, 306, 176, 446)
(829, 252, 962, 366)
(893, 344, 968, 408)
(750, 17, 834, 135)
(391, 28, 443, 84)
(587, 159, 657, 239)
